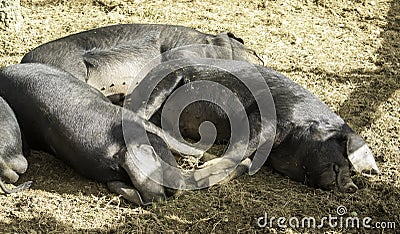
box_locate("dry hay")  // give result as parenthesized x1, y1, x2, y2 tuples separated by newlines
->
(0, 0, 399, 233)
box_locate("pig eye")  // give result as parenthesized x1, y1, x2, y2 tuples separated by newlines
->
(110, 84, 115, 88)
(122, 82, 126, 85)
(101, 87, 106, 91)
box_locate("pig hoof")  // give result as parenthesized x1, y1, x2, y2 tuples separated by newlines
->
(107, 181, 145, 206)
(0, 179, 32, 194)
(194, 158, 251, 187)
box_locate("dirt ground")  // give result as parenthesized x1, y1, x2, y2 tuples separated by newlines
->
(0, 0, 399, 233)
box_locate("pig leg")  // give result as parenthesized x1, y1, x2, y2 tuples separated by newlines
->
(118, 142, 166, 206)
(147, 133, 185, 197)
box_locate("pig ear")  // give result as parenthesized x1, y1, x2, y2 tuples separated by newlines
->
(345, 133, 380, 175)
(226, 32, 244, 44)
(310, 122, 380, 175)
(211, 32, 244, 45)
(207, 33, 233, 53)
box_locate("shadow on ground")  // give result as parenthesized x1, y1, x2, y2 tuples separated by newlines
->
(336, 0, 400, 130)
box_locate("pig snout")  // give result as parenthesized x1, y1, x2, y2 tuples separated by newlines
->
(335, 164, 358, 193)
(341, 181, 358, 193)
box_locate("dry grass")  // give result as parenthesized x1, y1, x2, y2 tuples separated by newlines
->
(0, 0, 399, 233)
